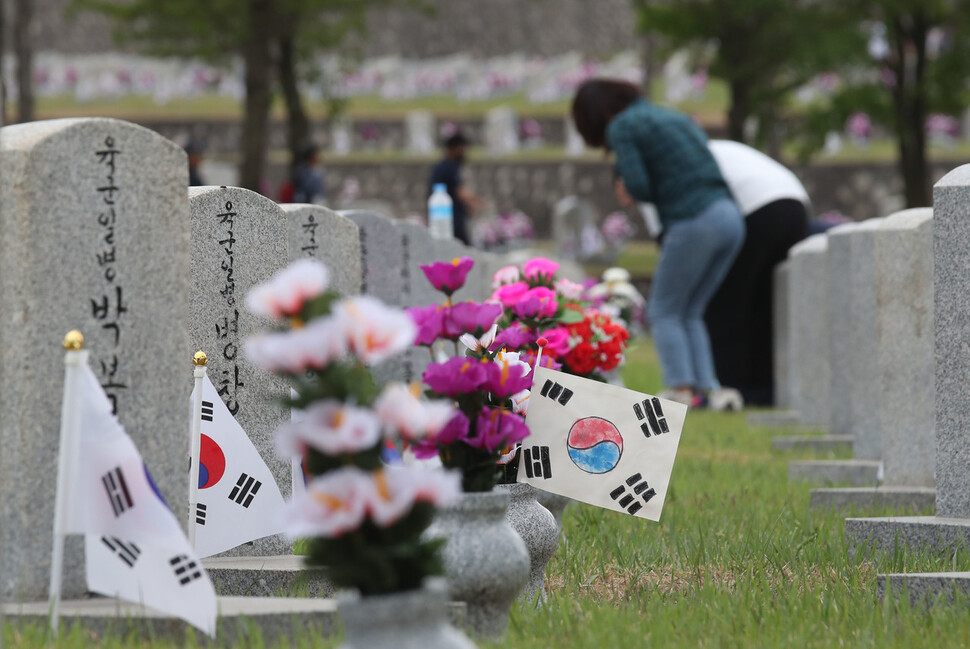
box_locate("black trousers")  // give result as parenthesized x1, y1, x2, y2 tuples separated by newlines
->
(703, 199, 808, 406)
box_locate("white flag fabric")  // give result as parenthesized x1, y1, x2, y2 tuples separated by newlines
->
(191, 374, 286, 558)
(519, 366, 687, 521)
(67, 362, 217, 635)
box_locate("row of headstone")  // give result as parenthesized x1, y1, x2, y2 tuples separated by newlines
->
(772, 165, 970, 602)
(0, 117, 513, 601)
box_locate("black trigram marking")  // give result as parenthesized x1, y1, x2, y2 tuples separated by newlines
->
(539, 379, 574, 406)
(102, 467, 134, 517)
(101, 536, 141, 568)
(609, 472, 657, 515)
(201, 400, 214, 422)
(169, 554, 203, 586)
(523, 445, 553, 479)
(228, 473, 261, 508)
(196, 503, 207, 525)
(633, 397, 669, 438)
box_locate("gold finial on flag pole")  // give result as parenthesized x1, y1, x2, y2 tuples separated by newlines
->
(63, 330, 84, 350)
(193, 351, 208, 367)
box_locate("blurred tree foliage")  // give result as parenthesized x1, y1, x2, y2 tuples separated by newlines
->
(71, 0, 420, 192)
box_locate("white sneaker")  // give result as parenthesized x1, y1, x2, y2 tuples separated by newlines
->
(658, 388, 694, 406)
(709, 387, 744, 412)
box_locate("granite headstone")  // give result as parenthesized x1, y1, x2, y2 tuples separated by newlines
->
(787, 234, 829, 428)
(189, 185, 290, 556)
(772, 260, 792, 408)
(281, 203, 361, 296)
(0, 118, 190, 599)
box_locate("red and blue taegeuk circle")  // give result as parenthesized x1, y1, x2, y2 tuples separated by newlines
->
(566, 417, 623, 474)
(198, 434, 226, 489)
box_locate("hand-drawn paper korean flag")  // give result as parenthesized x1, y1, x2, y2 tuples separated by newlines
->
(65, 362, 217, 636)
(519, 366, 687, 521)
(191, 374, 286, 558)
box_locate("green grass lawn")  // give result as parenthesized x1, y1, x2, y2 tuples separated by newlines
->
(6, 339, 970, 648)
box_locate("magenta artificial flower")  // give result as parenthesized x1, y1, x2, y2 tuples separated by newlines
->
(420, 257, 475, 295)
(492, 281, 530, 308)
(482, 357, 533, 398)
(523, 349, 563, 371)
(442, 302, 503, 339)
(422, 357, 488, 397)
(490, 322, 537, 352)
(512, 286, 558, 319)
(522, 257, 560, 282)
(434, 411, 472, 447)
(472, 407, 531, 452)
(540, 327, 571, 357)
(406, 304, 446, 346)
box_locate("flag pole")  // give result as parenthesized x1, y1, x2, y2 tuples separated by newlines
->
(188, 351, 208, 548)
(49, 330, 87, 635)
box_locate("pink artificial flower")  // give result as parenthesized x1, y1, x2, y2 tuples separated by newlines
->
(334, 296, 416, 365)
(422, 357, 488, 397)
(492, 281, 530, 308)
(472, 407, 530, 452)
(276, 401, 381, 457)
(522, 258, 560, 282)
(410, 410, 469, 458)
(492, 265, 522, 290)
(490, 322, 537, 352)
(482, 353, 533, 398)
(406, 304, 446, 346)
(540, 327, 571, 358)
(368, 465, 461, 527)
(245, 317, 347, 373)
(374, 383, 455, 442)
(554, 278, 586, 301)
(442, 302, 503, 339)
(512, 287, 558, 319)
(246, 258, 330, 320)
(281, 467, 372, 538)
(420, 257, 475, 295)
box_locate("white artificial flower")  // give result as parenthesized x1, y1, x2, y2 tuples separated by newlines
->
(244, 317, 346, 373)
(611, 281, 646, 305)
(495, 349, 531, 380)
(374, 383, 456, 441)
(334, 296, 417, 365)
(246, 258, 330, 320)
(276, 401, 382, 457)
(510, 389, 531, 415)
(602, 267, 631, 283)
(280, 467, 372, 539)
(368, 466, 461, 528)
(554, 278, 585, 301)
(587, 282, 609, 300)
(459, 323, 499, 353)
(491, 265, 521, 289)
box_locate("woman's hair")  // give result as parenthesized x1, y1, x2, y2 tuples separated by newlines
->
(571, 79, 643, 148)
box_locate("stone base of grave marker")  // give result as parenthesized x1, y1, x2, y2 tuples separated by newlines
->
(845, 516, 970, 558)
(789, 460, 881, 486)
(747, 410, 802, 428)
(771, 435, 853, 453)
(809, 486, 936, 513)
(878, 572, 970, 605)
(202, 555, 333, 597)
(3, 596, 468, 643)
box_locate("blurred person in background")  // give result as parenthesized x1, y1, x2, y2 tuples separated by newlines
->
(428, 131, 484, 245)
(573, 78, 744, 409)
(184, 138, 206, 186)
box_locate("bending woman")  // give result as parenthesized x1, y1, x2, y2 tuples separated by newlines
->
(572, 78, 744, 407)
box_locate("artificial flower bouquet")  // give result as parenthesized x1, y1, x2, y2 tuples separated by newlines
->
(406, 257, 535, 492)
(244, 259, 460, 596)
(489, 257, 630, 382)
(587, 267, 646, 335)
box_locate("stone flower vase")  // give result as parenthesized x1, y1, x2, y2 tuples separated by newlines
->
(534, 488, 573, 532)
(497, 483, 560, 604)
(425, 489, 529, 638)
(337, 577, 476, 649)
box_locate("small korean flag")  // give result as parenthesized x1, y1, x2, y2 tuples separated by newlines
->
(519, 366, 687, 521)
(190, 374, 286, 558)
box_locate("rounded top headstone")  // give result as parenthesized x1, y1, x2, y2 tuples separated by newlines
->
(881, 207, 933, 231)
(789, 232, 828, 257)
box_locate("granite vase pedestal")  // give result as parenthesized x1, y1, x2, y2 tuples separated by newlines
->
(424, 490, 528, 639)
(497, 483, 560, 605)
(337, 578, 476, 649)
(534, 488, 573, 531)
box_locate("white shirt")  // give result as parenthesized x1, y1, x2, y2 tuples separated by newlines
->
(707, 140, 811, 216)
